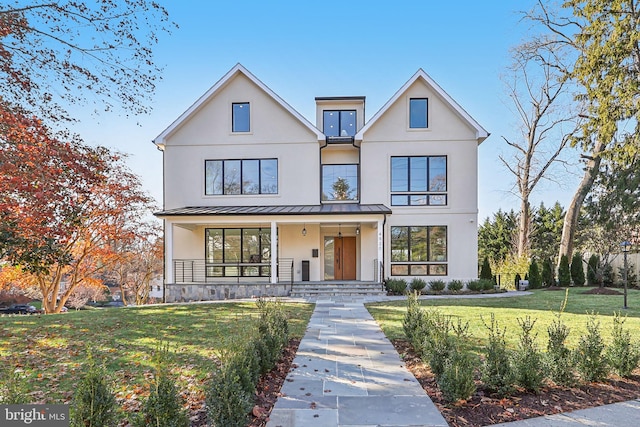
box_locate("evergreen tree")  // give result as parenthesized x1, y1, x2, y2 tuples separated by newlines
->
(587, 254, 600, 286)
(558, 254, 571, 286)
(541, 258, 555, 287)
(528, 259, 542, 289)
(571, 253, 586, 286)
(480, 257, 493, 281)
(530, 202, 565, 263)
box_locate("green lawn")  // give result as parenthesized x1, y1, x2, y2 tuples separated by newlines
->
(0, 301, 313, 408)
(367, 288, 640, 352)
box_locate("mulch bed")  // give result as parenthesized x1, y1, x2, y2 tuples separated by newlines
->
(243, 338, 640, 427)
(582, 287, 624, 295)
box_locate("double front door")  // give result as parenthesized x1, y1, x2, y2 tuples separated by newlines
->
(324, 236, 356, 280)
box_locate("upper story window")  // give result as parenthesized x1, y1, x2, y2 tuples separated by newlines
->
(322, 164, 358, 202)
(205, 159, 277, 195)
(232, 102, 250, 132)
(391, 156, 446, 206)
(323, 110, 356, 137)
(409, 98, 428, 128)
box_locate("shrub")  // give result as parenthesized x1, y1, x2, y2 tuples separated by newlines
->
(587, 254, 600, 286)
(437, 349, 477, 403)
(558, 255, 571, 287)
(512, 316, 545, 392)
(542, 258, 555, 287)
(447, 279, 464, 292)
(466, 280, 483, 292)
(602, 263, 615, 287)
(207, 363, 252, 427)
(528, 259, 542, 289)
(410, 278, 427, 292)
(480, 279, 495, 291)
(133, 346, 188, 427)
(429, 279, 446, 292)
(71, 351, 117, 427)
(575, 314, 608, 382)
(546, 317, 575, 386)
(617, 263, 638, 287)
(256, 299, 289, 373)
(421, 312, 454, 378)
(385, 278, 407, 295)
(571, 253, 586, 286)
(480, 314, 514, 396)
(403, 291, 425, 347)
(480, 257, 493, 281)
(606, 312, 640, 378)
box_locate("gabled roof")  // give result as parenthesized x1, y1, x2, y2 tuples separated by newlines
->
(354, 69, 489, 144)
(153, 63, 324, 148)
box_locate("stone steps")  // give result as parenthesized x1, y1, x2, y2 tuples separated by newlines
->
(290, 282, 386, 297)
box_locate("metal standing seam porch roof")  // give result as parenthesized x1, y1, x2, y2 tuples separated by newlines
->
(154, 204, 392, 217)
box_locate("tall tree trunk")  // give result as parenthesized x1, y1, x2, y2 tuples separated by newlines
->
(558, 140, 606, 263)
(518, 198, 531, 257)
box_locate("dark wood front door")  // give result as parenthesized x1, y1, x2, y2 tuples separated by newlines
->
(334, 236, 356, 280)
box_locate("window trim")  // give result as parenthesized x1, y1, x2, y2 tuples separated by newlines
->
(390, 226, 448, 277)
(408, 98, 429, 129)
(232, 102, 251, 133)
(204, 158, 278, 196)
(390, 155, 447, 206)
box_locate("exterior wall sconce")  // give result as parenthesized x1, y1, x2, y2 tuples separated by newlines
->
(356, 226, 360, 235)
(338, 223, 342, 237)
(302, 224, 307, 236)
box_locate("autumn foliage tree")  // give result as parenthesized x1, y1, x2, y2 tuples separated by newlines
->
(0, 101, 157, 313)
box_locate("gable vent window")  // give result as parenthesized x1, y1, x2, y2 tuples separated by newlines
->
(232, 102, 250, 132)
(323, 110, 356, 137)
(409, 98, 428, 128)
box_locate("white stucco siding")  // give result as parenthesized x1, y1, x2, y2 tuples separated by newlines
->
(363, 80, 478, 142)
(161, 73, 322, 209)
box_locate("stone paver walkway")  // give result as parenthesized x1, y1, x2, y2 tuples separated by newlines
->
(267, 298, 447, 427)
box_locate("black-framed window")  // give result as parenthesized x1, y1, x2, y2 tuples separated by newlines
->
(391, 156, 446, 206)
(205, 159, 277, 195)
(409, 98, 428, 128)
(232, 102, 250, 132)
(323, 110, 356, 137)
(322, 164, 358, 202)
(205, 228, 271, 277)
(390, 226, 447, 276)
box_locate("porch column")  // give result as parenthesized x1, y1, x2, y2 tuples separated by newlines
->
(377, 219, 384, 281)
(270, 221, 277, 284)
(165, 220, 174, 285)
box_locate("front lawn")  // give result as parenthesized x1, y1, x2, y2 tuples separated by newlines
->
(367, 287, 640, 352)
(0, 301, 313, 414)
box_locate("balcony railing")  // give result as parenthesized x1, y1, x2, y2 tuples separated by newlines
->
(173, 259, 293, 284)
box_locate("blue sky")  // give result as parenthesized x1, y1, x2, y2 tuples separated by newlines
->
(73, 0, 579, 222)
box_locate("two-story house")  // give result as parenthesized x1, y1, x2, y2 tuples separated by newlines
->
(153, 64, 488, 302)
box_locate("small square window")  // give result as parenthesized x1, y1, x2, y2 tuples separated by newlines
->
(232, 102, 250, 132)
(410, 98, 428, 128)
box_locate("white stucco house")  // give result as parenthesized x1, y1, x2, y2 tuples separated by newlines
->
(153, 64, 488, 302)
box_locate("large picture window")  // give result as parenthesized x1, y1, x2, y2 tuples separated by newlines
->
(391, 156, 446, 206)
(205, 159, 277, 195)
(205, 228, 271, 277)
(322, 164, 358, 201)
(390, 226, 447, 276)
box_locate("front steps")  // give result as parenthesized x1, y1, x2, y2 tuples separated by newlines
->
(290, 281, 386, 298)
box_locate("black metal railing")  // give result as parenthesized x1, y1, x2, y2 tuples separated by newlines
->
(172, 258, 295, 284)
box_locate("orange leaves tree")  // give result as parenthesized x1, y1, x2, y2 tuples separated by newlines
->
(0, 1, 174, 121)
(0, 101, 156, 313)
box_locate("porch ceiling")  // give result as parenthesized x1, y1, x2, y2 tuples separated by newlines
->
(154, 203, 391, 217)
